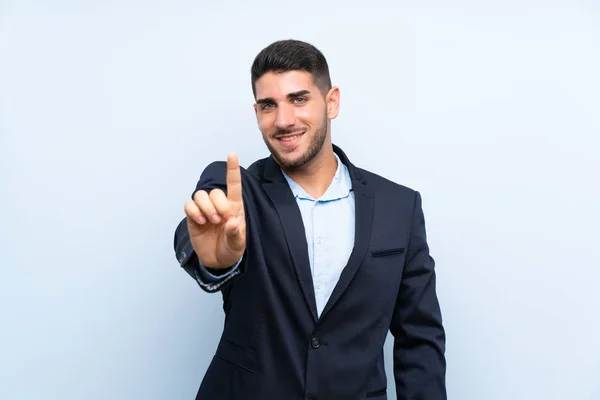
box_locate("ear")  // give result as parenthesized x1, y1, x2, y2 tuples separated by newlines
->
(326, 86, 340, 119)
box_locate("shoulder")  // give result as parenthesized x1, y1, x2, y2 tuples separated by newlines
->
(354, 166, 427, 217)
(356, 166, 418, 198)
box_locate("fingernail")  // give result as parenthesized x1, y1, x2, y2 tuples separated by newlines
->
(198, 216, 206, 224)
(211, 214, 221, 223)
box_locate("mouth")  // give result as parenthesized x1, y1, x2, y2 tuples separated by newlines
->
(275, 131, 305, 148)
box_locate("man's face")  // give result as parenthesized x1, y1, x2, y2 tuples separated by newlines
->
(253, 70, 339, 170)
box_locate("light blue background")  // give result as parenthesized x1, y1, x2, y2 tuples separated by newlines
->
(1, 1, 599, 399)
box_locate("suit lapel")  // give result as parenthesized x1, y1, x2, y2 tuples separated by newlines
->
(320, 182, 375, 320)
(262, 158, 319, 322)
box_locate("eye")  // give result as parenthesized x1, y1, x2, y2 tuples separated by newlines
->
(261, 102, 275, 110)
(293, 97, 307, 105)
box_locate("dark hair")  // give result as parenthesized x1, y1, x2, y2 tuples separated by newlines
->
(251, 39, 332, 99)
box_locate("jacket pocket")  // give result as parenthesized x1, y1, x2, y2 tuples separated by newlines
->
(214, 336, 255, 374)
(371, 247, 405, 257)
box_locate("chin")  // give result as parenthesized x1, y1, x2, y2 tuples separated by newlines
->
(277, 153, 300, 165)
(273, 151, 308, 170)
(272, 140, 304, 158)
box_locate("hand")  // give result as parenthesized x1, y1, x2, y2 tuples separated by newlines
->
(184, 153, 246, 269)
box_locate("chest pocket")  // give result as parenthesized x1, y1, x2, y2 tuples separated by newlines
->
(362, 246, 407, 301)
(371, 247, 405, 258)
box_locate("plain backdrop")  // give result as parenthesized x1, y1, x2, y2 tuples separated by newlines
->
(1, 1, 599, 399)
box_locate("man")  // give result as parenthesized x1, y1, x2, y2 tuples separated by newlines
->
(173, 39, 446, 400)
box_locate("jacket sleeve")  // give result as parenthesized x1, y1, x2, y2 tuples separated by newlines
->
(173, 217, 243, 292)
(172, 161, 247, 293)
(390, 191, 447, 399)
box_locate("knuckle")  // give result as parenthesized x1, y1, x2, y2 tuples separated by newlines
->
(184, 200, 196, 212)
(193, 190, 205, 201)
(209, 188, 224, 200)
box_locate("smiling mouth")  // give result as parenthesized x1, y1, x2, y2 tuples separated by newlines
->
(278, 134, 303, 141)
(275, 131, 305, 141)
(274, 131, 305, 148)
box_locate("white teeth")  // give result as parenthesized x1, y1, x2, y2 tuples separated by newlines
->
(280, 135, 299, 141)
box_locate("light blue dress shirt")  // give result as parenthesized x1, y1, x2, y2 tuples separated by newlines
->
(197, 153, 356, 317)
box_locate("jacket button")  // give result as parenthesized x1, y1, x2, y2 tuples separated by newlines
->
(311, 337, 321, 349)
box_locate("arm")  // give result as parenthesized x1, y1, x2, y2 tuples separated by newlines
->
(390, 191, 447, 399)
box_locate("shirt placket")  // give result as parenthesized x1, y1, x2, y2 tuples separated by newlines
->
(312, 200, 328, 314)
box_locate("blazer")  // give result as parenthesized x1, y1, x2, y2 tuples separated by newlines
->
(173, 144, 446, 400)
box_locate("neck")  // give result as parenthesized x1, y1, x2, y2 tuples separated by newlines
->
(282, 142, 337, 199)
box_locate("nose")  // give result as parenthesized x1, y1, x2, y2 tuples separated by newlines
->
(274, 103, 295, 130)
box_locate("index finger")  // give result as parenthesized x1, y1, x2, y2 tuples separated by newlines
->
(226, 152, 242, 202)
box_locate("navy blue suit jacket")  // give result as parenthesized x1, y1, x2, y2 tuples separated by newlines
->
(173, 144, 446, 400)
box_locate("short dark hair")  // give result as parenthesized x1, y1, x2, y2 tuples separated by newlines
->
(251, 39, 332, 99)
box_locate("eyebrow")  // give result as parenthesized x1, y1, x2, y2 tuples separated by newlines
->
(256, 90, 311, 105)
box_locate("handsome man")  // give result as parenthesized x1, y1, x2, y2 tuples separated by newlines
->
(174, 39, 446, 399)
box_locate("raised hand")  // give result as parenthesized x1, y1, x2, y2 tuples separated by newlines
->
(184, 153, 246, 269)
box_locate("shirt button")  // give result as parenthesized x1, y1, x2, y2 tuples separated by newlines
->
(316, 283, 321, 289)
(311, 337, 321, 349)
(316, 237, 322, 244)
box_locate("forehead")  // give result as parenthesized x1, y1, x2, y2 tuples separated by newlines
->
(254, 70, 318, 100)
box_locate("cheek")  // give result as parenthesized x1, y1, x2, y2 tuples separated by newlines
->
(257, 114, 275, 133)
(296, 106, 324, 127)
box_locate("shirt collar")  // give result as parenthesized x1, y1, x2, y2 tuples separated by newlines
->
(281, 152, 353, 201)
